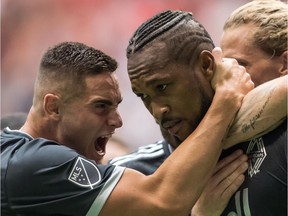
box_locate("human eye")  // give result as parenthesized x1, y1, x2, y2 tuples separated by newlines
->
(236, 59, 248, 67)
(94, 102, 109, 114)
(156, 84, 167, 92)
(135, 93, 148, 100)
(94, 103, 107, 109)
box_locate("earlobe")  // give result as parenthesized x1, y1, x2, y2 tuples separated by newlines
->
(199, 50, 214, 81)
(43, 94, 61, 119)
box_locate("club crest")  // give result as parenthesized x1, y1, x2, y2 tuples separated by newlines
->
(246, 137, 266, 178)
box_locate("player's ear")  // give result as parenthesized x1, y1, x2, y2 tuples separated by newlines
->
(43, 93, 61, 120)
(199, 50, 214, 81)
(279, 51, 287, 76)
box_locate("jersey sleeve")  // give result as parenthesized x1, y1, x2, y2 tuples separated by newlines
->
(4, 138, 125, 216)
(109, 140, 170, 175)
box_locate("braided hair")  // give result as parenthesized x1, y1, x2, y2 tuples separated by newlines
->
(127, 10, 215, 64)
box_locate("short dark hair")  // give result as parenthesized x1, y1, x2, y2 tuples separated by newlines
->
(33, 42, 118, 104)
(40, 42, 118, 75)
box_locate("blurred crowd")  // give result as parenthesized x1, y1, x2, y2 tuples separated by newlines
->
(1, 0, 249, 149)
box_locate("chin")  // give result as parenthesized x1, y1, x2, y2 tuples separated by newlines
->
(180, 129, 194, 142)
(95, 152, 106, 164)
(96, 159, 104, 164)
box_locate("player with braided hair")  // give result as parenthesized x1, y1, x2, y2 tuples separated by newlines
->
(1, 41, 255, 216)
(1, 5, 286, 216)
(112, 7, 287, 216)
(127, 10, 213, 60)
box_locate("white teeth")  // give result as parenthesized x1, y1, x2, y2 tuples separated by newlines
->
(101, 135, 112, 139)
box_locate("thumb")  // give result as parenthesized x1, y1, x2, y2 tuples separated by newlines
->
(212, 47, 223, 64)
(210, 47, 225, 90)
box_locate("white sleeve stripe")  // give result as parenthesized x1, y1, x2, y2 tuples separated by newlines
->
(111, 149, 165, 166)
(137, 143, 163, 152)
(109, 142, 165, 164)
(86, 166, 125, 216)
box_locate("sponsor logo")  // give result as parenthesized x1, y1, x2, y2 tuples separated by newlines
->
(246, 137, 266, 178)
(68, 157, 101, 189)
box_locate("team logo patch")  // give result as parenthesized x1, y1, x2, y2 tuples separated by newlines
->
(68, 157, 101, 189)
(246, 137, 266, 178)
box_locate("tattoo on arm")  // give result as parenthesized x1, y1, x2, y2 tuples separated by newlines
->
(241, 87, 274, 134)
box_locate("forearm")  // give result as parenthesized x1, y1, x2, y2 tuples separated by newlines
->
(103, 96, 243, 216)
(152, 92, 239, 213)
(224, 75, 287, 149)
(149, 51, 253, 213)
(191, 150, 248, 216)
(101, 48, 253, 216)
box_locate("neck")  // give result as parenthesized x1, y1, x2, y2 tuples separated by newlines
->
(20, 106, 55, 141)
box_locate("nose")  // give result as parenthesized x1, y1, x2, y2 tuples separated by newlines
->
(150, 101, 169, 121)
(108, 110, 123, 128)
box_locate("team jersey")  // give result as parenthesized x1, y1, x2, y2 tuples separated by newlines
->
(110, 120, 287, 216)
(109, 139, 172, 175)
(220, 119, 287, 216)
(1, 128, 125, 216)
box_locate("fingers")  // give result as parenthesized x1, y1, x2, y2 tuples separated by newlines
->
(210, 47, 249, 94)
(215, 158, 248, 197)
(214, 150, 243, 173)
(191, 150, 248, 216)
(209, 151, 248, 190)
(221, 174, 245, 199)
(242, 68, 254, 90)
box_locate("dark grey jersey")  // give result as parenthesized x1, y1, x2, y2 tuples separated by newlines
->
(111, 120, 287, 216)
(1, 128, 125, 216)
(109, 140, 172, 175)
(220, 119, 287, 216)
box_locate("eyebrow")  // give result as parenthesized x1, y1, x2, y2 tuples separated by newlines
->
(132, 74, 171, 94)
(89, 97, 123, 106)
(234, 57, 249, 64)
(145, 73, 171, 86)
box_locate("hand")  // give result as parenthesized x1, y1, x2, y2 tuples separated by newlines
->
(191, 150, 248, 216)
(211, 47, 254, 110)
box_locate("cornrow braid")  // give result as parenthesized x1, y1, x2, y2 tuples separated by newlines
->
(126, 10, 214, 64)
(127, 10, 190, 57)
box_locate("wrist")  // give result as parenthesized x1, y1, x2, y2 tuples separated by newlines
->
(213, 89, 242, 114)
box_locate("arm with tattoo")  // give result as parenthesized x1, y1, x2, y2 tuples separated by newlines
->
(224, 75, 287, 149)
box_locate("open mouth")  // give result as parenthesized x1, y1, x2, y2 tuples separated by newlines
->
(94, 135, 112, 152)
